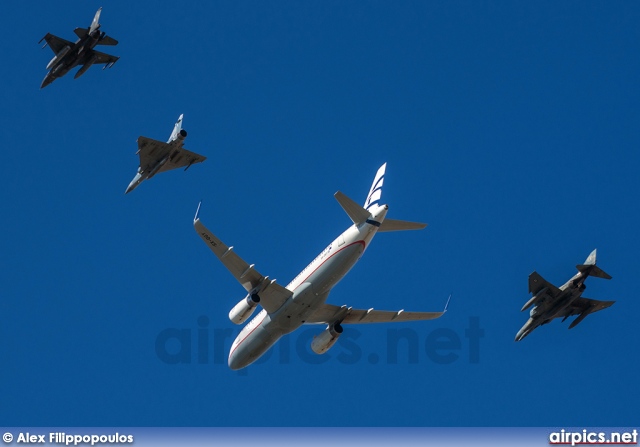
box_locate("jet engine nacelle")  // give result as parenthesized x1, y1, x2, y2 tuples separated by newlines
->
(46, 45, 71, 70)
(311, 323, 343, 355)
(229, 294, 260, 325)
(176, 129, 187, 141)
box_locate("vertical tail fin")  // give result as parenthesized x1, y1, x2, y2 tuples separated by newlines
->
(168, 114, 186, 143)
(90, 7, 102, 34)
(364, 162, 386, 211)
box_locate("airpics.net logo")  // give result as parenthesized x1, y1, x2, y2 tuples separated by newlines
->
(154, 316, 483, 372)
(549, 429, 638, 446)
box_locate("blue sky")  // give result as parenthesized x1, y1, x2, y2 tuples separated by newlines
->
(1, 1, 638, 427)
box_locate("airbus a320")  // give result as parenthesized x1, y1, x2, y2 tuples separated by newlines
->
(194, 163, 448, 369)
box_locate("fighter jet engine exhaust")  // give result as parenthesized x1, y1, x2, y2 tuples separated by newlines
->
(229, 294, 260, 325)
(311, 322, 343, 355)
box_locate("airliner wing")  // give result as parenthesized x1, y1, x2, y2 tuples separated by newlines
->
(306, 303, 445, 324)
(193, 204, 292, 314)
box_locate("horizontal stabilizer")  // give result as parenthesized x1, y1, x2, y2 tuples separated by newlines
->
(335, 191, 370, 225)
(98, 35, 118, 46)
(576, 250, 611, 279)
(576, 264, 612, 280)
(378, 218, 427, 232)
(74, 28, 88, 39)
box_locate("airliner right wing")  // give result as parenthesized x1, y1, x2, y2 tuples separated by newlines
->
(193, 205, 292, 314)
(306, 303, 445, 324)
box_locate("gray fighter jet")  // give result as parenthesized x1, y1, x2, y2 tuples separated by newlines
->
(39, 7, 118, 89)
(516, 249, 614, 341)
(126, 114, 206, 194)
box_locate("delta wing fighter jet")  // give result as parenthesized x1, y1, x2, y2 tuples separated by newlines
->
(126, 115, 206, 194)
(39, 7, 119, 88)
(194, 163, 448, 369)
(516, 249, 614, 341)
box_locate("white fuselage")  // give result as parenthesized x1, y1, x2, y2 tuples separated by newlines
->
(228, 205, 388, 369)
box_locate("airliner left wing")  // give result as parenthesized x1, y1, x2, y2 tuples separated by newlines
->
(193, 204, 292, 314)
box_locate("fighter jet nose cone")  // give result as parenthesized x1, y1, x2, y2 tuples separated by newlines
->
(125, 178, 140, 194)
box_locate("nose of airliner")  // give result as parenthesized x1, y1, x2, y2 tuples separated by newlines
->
(228, 353, 247, 371)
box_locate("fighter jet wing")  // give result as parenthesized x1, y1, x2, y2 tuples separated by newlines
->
(306, 303, 446, 324)
(528, 271, 561, 296)
(136, 136, 173, 172)
(42, 33, 75, 55)
(156, 148, 206, 174)
(91, 49, 119, 66)
(193, 204, 292, 314)
(560, 297, 616, 318)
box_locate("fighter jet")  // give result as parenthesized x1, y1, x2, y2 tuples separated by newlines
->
(515, 249, 614, 341)
(39, 7, 119, 88)
(126, 114, 206, 194)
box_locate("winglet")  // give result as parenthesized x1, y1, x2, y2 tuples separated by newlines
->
(194, 201, 202, 223)
(444, 293, 452, 313)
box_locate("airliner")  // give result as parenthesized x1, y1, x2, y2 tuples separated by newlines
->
(194, 163, 448, 369)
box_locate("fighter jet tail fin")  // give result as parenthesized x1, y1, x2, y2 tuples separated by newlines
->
(90, 7, 102, 34)
(168, 114, 186, 143)
(576, 249, 612, 280)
